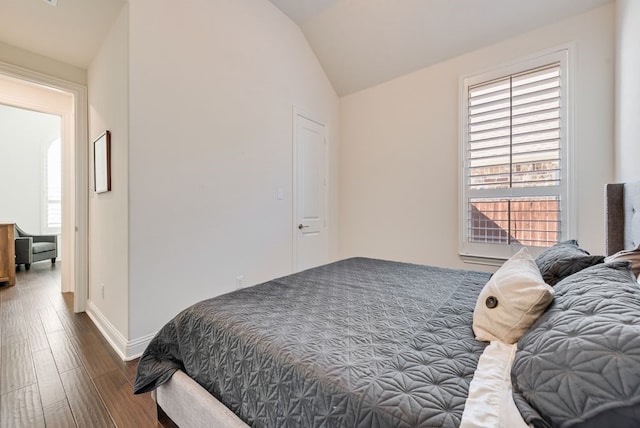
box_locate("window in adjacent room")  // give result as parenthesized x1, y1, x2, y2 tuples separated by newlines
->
(460, 49, 573, 261)
(44, 137, 62, 234)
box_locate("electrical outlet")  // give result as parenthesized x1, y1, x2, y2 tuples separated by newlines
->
(101, 283, 105, 299)
(235, 275, 244, 290)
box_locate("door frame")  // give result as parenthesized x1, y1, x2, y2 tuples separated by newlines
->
(0, 60, 89, 313)
(292, 106, 329, 272)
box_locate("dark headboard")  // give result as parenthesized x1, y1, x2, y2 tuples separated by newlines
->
(606, 181, 640, 256)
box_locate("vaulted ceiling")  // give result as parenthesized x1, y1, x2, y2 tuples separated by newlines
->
(0, 0, 613, 95)
(268, 0, 613, 95)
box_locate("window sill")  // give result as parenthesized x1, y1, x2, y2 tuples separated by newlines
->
(459, 254, 507, 267)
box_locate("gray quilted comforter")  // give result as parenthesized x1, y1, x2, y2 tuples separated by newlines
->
(134, 257, 490, 427)
(511, 261, 640, 428)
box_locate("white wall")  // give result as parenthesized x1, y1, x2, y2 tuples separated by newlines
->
(127, 0, 339, 341)
(615, 0, 640, 182)
(87, 4, 130, 344)
(0, 104, 59, 233)
(340, 5, 615, 270)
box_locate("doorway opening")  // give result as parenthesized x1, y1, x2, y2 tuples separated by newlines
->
(0, 63, 88, 312)
(1, 104, 61, 274)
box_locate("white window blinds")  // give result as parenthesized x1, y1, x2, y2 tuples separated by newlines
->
(460, 50, 572, 259)
(46, 138, 62, 230)
(468, 64, 561, 191)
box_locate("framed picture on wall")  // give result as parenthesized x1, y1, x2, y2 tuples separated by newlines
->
(94, 130, 111, 193)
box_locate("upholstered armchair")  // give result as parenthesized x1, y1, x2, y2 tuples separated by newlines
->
(14, 225, 58, 270)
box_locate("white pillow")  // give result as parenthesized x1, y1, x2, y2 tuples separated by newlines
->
(473, 247, 554, 344)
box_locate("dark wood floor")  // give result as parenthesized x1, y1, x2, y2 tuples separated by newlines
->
(0, 262, 162, 427)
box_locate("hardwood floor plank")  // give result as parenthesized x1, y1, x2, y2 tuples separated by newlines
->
(0, 340, 36, 395)
(60, 367, 115, 428)
(94, 369, 158, 427)
(1, 297, 23, 320)
(1, 317, 29, 345)
(0, 283, 18, 302)
(1, 300, 29, 346)
(22, 314, 50, 352)
(1, 263, 166, 428)
(33, 349, 67, 407)
(23, 289, 53, 313)
(43, 399, 77, 428)
(39, 306, 65, 333)
(124, 359, 140, 386)
(47, 330, 82, 374)
(47, 290, 69, 312)
(0, 384, 46, 428)
(69, 330, 119, 379)
(56, 309, 94, 339)
(62, 291, 74, 311)
(27, 325, 50, 353)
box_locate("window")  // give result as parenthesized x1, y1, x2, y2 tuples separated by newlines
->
(460, 49, 573, 261)
(45, 137, 62, 233)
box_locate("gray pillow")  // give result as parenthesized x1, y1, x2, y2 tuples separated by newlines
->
(535, 240, 604, 285)
(511, 262, 640, 428)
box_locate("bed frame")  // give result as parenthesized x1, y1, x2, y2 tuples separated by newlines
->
(605, 181, 640, 255)
(153, 180, 640, 428)
(154, 370, 248, 427)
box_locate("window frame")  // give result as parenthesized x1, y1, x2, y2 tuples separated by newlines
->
(459, 47, 576, 264)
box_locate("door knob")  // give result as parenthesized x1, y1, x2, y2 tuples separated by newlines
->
(298, 224, 309, 230)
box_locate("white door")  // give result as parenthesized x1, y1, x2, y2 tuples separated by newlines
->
(294, 112, 327, 272)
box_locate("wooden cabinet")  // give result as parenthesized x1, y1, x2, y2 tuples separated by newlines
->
(0, 224, 15, 287)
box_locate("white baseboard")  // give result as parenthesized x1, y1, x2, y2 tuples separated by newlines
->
(86, 300, 156, 361)
(125, 331, 156, 360)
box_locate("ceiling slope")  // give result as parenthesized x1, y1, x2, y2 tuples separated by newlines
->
(0, 0, 125, 68)
(270, 0, 612, 95)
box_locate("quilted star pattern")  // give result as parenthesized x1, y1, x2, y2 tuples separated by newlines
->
(512, 262, 640, 427)
(135, 257, 490, 427)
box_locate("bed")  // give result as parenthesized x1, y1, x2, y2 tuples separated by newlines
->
(134, 181, 640, 427)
